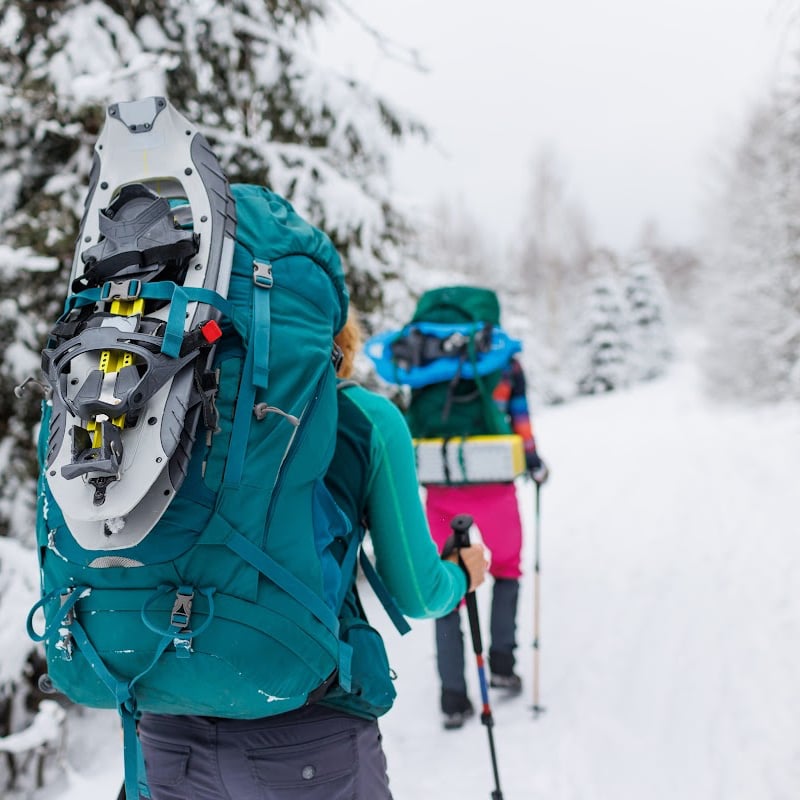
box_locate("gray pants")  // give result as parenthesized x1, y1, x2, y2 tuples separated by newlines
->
(138, 705, 393, 799)
(436, 577, 519, 694)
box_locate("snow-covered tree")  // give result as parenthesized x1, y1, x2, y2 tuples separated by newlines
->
(624, 254, 673, 381)
(702, 57, 800, 403)
(634, 219, 704, 322)
(0, 0, 424, 510)
(509, 147, 594, 401)
(0, 0, 423, 741)
(571, 250, 633, 395)
(511, 148, 593, 341)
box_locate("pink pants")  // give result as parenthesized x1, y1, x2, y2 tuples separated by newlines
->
(425, 483, 523, 579)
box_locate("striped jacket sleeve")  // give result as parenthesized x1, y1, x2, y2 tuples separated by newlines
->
(492, 357, 538, 466)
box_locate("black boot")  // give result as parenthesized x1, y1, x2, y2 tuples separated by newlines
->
(440, 689, 475, 730)
(489, 649, 522, 694)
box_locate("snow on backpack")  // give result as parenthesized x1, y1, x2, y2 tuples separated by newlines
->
(25, 98, 355, 798)
(365, 286, 525, 484)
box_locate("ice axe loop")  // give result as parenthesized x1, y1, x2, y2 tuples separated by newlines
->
(451, 513, 505, 800)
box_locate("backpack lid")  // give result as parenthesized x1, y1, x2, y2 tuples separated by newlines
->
(232, 184, 349, 335)
(412, 285, 500, 326)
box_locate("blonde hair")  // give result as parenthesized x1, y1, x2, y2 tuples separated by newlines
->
(334, 309, 363, 378)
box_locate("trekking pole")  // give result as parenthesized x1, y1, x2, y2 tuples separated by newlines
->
(531, 481, 545, 717)
(451, 514, 504, 800)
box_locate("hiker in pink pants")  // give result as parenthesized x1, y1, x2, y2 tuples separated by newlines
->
(426, 357, 548, 729)
(426, 482, 523, 579)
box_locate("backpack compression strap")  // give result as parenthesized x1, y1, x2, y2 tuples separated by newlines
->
(28, 583, 214, 800)
(63, 280, 247, 353)
(222, 260, 273, 486)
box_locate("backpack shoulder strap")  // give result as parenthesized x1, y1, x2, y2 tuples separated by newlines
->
(333, 521, 410, 636)
(333, 380, 411, 635)
(358, 548, 411, 634)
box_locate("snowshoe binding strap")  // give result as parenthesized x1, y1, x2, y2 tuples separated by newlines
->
(73, 184, 200, 292)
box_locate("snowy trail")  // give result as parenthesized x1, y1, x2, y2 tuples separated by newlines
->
(376, 353, 800, 799)
(31, 347, 800, 800)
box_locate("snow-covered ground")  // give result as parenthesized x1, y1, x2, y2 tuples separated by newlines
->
(13, 338, 800, 799)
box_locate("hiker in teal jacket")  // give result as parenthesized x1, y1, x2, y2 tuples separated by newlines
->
(138, 311, 487, 800)
(325, 313, 483, 622)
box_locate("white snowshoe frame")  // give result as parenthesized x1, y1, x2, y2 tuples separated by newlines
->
(42, 97, 236, 553)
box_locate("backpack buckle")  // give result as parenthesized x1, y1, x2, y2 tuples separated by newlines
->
(441, 332, 468, 353)
(100, 279, 142, 302)
(173, 634, 193, 658)
(332, 343, 344, 372)
(170, 590, 194, 629)
(171, 589, 195, 658)
(252, 260, 273, 289)
(57, 589, 76, 661)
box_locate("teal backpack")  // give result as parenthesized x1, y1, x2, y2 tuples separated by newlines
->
(27, 181, 362, 798)
(26, 99, 409, 798)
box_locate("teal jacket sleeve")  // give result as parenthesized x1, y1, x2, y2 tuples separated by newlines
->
(345, 387, 466, 618)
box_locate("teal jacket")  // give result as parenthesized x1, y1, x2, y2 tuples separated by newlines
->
(326, 383, 466, 616)
(322, 383, 466, 717)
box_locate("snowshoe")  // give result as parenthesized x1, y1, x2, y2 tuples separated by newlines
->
(41, 96, 236, 552)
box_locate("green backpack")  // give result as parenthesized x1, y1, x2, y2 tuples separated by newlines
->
(405, 286, 513, 439)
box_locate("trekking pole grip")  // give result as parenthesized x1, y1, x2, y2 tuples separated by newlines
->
(450, 514, 483, 655)
(450, 513, 474, 592)
(451, 513, 473, 550)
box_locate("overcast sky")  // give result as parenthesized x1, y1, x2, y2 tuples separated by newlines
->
(319, 0, 794, 251)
